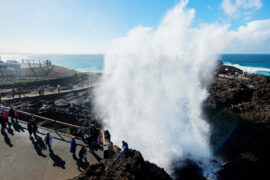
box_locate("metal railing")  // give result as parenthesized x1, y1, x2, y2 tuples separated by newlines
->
(1, 105, 107, 146)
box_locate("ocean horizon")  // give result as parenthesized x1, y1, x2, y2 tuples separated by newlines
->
(1, 53, 270, 76)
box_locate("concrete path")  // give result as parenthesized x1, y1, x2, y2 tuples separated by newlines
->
(0, 121, 103, 180)
(218, 74, 249, 80)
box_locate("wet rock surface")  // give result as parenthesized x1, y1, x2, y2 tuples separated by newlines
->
(72, 149, 171, 180)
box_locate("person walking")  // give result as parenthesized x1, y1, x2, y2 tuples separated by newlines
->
(69, 83, 73, 90)
(88, 123, 95, 152)
(18, 87, 21, 99)
(40, 85, 45, 96)
(78, 145, 87, 168)
(32, 117, 38, 138)
(43, 132, 53, 152)
(14, 110, 19, 123)
(93, 125, 100, 149)
(0, 105, 4, 113)
(12, 88, 15, 99)
(0, 112, 5, 129)
(8, 106, 15, 124)
(38, 86, 42, 96)
(57, 84, 61, 93)
(70, 136, 77, 157)
(22, 88, 26, 97)
(85, 132, 92, 152)
(27, 119, 33, 139)
(3, 109, 9, 128)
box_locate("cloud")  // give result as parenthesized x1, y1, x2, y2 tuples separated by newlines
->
(224, 19, 270, 53)
(221, 0, 263, 17)
(221, 0, 238, 16)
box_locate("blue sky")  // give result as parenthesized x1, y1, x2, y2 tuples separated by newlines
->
(0, 0, 269, 54)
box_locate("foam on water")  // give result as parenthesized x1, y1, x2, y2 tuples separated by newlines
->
(224, 62, 270, 76)
(95, 0, 230, 178)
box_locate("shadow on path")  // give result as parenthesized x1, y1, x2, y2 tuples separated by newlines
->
(1, 126, 13, 147)
(76, 159, 89, 172)
(49, 152, 66, 169)
(92, 151, 102, 162)
(55, 131, 69, 143)
(31, 136, 46, 158)
(7, 122, 14, 135)
(36, 135, 45, 149)
(13, 122, 25, 132)
(38, 131, 70, 143)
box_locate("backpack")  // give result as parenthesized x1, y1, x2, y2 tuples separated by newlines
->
(15, 111, 19, 117)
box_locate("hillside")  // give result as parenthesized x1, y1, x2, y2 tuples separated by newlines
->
(0, 65, 76, 86)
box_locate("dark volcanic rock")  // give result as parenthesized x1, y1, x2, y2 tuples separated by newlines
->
(172, 160, 206, 180)
(73, 149, 171, 180)
(3, 88, 101, 133)
(204, 65, 270, 179)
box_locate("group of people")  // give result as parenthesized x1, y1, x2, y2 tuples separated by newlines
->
(70, 136, 88, 169)
(26, 116, 54, 153)
(82, 123, 102, 152)
(12, 88, 25, 99)
(1, 105, 130, 172)
(26, 117, 90, 169)
(0, 106, 19, 129)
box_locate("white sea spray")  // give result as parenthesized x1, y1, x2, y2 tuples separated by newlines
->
(95, 0, 229, 178)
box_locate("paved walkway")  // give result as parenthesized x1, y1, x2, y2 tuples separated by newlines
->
(218, 74, 249, 80)
(0, 121, 103, 180)
(1, 85, 93, 101)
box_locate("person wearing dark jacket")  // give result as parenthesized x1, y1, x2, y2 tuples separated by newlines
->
(12, 88, 15, 99)
(3, 110, 10, 129)
(78, 145, 87, 169)
(70, 136, 77, 157)
(43, 132, 53, 152)
(121, 140, 129, 159)
(88, 123, 95, 152)
(32, 117, 38, 138)
(14, 110, 19, 123)
(9, 107, 15, 124)
(27, 120, 33, 139)
(0, 112, 5, 129)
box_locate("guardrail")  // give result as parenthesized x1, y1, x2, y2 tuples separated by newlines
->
(1, 105, 107, 146)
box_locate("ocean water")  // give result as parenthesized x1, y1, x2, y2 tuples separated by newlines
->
(220, 54, 270, 76)
(1, 54, 270, 76)
(41, 54, 104, 73)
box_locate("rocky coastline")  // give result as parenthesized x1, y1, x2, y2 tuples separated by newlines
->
(2, 63, 270, 179)
(72, 148, 171, 180)
(204, 64, 270, 180)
